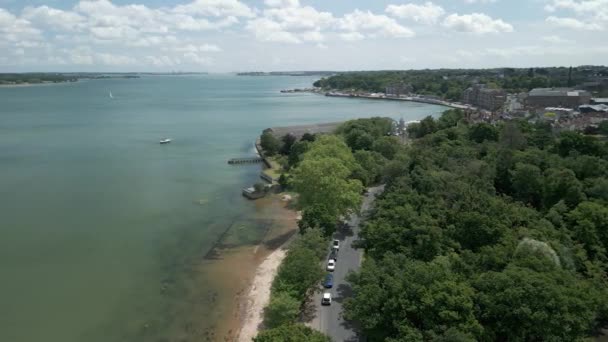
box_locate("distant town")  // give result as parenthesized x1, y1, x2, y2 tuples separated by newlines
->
(306, 66, 608, 134)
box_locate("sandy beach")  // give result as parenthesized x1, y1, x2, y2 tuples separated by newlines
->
(200, 194, 298, 342)
(237, 247, 288, 342)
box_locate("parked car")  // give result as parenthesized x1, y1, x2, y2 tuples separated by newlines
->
(326, 259, 336, 272)
(332, 239, 340, 251)
(329, 250, 338, 261)
(323, 274, 334, 288)
(321, 292, 332, 306)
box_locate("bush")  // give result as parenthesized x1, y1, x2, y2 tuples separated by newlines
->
(264, 292, 300, 329)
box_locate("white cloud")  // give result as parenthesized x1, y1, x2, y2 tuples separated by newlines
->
(0, 8, 42, 42)
(546, 16, 602, 30)
(442, 13, 513, 33)
(172, 0, 254, 18)
(264, 0, 300, 8)
(22, 6, 86, 31)
(541, 35, 572, 43)
(386, 2, 445, 24)
(246, 1, 334, 44)
(246, 18, 302, 43)
(146, 55, 178, 67)
(464, 0, 498, 3)
(172, 44, 222, 52)
(96, 53, 136, 65)
(544, 0, 607, 31)
(339, 31, 365, 41)
(183, 52, 213, 65)
(544, 0, 608, 14)
(338, 10, 415, 38)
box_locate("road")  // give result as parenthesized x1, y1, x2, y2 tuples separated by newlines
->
(307, 185, 384, 342)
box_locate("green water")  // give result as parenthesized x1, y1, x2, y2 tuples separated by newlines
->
(0, 75, 446, 342)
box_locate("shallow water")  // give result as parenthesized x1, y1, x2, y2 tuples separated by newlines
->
(0, 75, 447, 342)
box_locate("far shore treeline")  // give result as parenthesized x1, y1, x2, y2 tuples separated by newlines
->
(313, 66, 608, 101)
(255, 110, 608, 341)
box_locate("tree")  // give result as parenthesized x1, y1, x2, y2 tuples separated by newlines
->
(468, 123, 498, 143)
(555, 131, 602, 157)
(304, 135, 358, 172)
(408, 116, 438, 139)
(353, 150, 387, 186)
(345, 129, 374, 151)
(301, 132, 316, 142)
(346, 255, 482, 341)
(261, 131, 281, 156)
(292, 227, 328, 259)
(298, 204, 337, 237)
(567, 201, 608, 262)
(598, 120, 608, 136)
(281, 134, 297, 155)
(474, 266, 602, 341)
(499, 122, 526, 150)
(272, 246, 324, 301)
(510, 163, 543, 207)
(254, 324, 331, 342)
(543, 168, 585, 208)
(292, 157, 362, 218)
(264, 292, 300, 328)
(437, 109, 464, 130)
(372, 136, 400, 160)
(288, 141, 311, 168)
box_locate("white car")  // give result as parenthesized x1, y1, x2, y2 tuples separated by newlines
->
(321, 292, 332, 306)
(332, 239, 340, 251)
(326, 259, 336, 272)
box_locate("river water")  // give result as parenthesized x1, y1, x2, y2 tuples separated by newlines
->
(0, 75, 446, 342)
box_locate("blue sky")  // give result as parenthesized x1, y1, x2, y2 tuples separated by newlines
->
(0, 0, 606, 72)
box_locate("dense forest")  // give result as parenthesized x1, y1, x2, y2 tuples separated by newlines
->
(258, 112, 608, 341)
(313, 66, 608, 100)
(345, 112, 608, 341)
(0, 73, 78, 84)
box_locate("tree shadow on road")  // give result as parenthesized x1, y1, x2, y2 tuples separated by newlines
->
(335, 222, 354, 240)
(300, 288, 320, 323)
(336, 283, 364, 342)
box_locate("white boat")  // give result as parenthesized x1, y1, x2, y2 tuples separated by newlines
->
(109, 91, 113, 99)
(159, 138, 171, 144)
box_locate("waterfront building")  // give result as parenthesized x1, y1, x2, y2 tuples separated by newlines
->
(385, 83, 413, 97)
(462, 84, 506, 111)
(526, 88, 591, 109)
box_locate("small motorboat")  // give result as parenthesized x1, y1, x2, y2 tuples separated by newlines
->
(160, 138, 172, 144)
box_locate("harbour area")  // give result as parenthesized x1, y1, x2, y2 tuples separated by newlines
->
(324, 91, 471, 110)
(279, 87, 472, 110)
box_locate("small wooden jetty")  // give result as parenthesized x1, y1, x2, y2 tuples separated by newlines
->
(228, 157, 264, 165)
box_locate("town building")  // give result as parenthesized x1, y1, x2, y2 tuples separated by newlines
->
(526, 88, 591, 109)
(385, 83, 413, 97)
(462, 84, 506, 111)
(591, 98, 608, 105)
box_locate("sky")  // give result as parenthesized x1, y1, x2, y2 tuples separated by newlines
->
(0, 0, 606, 72)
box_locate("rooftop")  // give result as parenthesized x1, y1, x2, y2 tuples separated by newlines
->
(529, 88, 591, 97)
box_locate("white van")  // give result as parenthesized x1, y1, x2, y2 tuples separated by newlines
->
(322, 292, 332, 306)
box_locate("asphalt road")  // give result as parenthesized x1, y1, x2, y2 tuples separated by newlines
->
(308, 185, 384, 342)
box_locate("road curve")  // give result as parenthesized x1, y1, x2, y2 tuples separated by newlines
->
(307, 185, 384, 342)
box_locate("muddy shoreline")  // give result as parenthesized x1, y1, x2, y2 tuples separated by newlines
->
(206, 194, 298, 341)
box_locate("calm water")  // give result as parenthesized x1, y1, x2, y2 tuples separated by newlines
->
(0, 75, 446, 342)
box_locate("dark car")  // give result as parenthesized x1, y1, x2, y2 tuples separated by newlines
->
(324, 274, 334, 288)
(329, 250, 338, 261)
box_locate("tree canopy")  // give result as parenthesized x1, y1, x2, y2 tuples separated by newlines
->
(346, 110, 608, 341)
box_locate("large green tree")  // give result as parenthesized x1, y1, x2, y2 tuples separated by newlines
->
(254, 324, 331, 342)
(261, 131, 281, 156)
(264, 292, 300, 329)
(474, 266, 602, 341)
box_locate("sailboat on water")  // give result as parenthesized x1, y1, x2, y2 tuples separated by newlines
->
(109, 91, 114, 99)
